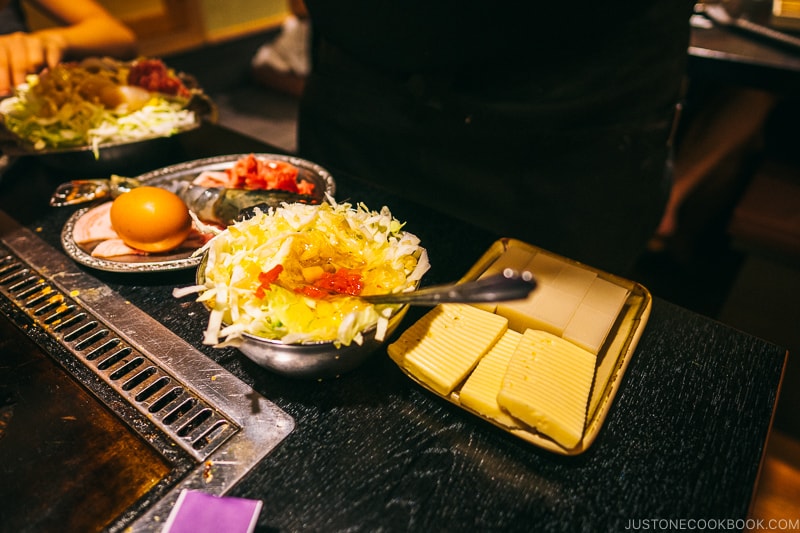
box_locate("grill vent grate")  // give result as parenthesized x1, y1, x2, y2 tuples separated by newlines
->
(0, 252, 238, 461)
(0, 215, 294, 532)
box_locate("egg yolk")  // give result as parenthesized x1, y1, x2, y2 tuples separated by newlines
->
(109, 187, 192, 253)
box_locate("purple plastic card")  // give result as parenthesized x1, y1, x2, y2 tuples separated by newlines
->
(161, 490, 262, 533)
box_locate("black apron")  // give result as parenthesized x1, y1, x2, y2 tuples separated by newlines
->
(298, 1, 694, 275)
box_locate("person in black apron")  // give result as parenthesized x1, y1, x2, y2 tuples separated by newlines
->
(297, 1, 695, 276)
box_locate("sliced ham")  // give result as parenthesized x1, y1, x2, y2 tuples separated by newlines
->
(72, 202, 119, 244)
(91, 238, 145, 258)
(192, 170, 232, 187)
(74, 199, 214, 258)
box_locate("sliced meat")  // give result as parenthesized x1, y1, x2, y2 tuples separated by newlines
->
(72, 202, 119, 244)
(91, 238, 145, 258)
(192, 170, 232, 188)
(75, 199, 213, 258)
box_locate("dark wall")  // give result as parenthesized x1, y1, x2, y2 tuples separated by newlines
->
(164, 29, 281, 95)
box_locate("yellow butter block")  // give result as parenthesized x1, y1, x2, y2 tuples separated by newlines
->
(481, 246, 536, 278)
(496, 253, 601, 336)
(563, 278, 630, 354)
(524, 252, 563, 283)
(497, 284, 581, 335)
(387, 304, 508, 396)
(497, 329, 596, 449)
(580, 277, 629, 312)
(549, 263, 597, 296)
(458, 329, 523, 428)
(561, 305, 617, 354)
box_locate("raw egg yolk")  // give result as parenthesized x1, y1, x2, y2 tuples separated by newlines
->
(109, 187, 192, 253)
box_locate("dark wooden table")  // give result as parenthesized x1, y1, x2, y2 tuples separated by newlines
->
(689, 2, 800, 91)
(0, 123, 787, 531)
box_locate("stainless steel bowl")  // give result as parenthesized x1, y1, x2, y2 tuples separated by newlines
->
(235, 305, 410, 379)
(1, 127, 197, 178)
(1, 89, 216, 178)
(196, 254, 414, 380)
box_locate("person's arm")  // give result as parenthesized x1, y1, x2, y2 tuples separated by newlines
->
(0, 0, 137, 94)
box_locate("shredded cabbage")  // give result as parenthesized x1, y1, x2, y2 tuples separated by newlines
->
(0, 75, 196, 154)
(189, 199, 430, 347)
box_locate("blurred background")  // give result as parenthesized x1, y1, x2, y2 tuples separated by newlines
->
(23, 0, 289, 57)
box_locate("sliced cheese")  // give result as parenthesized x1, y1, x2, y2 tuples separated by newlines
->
(497, 329, 596, 449)
(387, 304, 508, 396)
(563, 278, 630, 354)
(458, 329, 523, 428)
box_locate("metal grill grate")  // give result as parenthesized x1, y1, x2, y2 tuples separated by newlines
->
(0, 251, 238, 460)
(0, 210, 294, 532)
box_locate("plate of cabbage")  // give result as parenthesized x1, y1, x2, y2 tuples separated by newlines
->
(0, 56, 215, 175)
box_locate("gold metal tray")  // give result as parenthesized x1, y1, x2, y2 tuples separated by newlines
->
(392, 238, 652, 455)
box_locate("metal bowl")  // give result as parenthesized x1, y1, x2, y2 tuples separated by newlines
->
(1, 118, 205, 179)
(1, 85, 216, 178)
(196, 253, 414, 380)
(234, 306, 411, 380)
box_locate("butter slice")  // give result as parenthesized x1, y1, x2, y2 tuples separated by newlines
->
(497, 329, 596, 449)
(497, 284, 581, 336)
(481, 246, 536, 278)
(562, 278, 630, 354)
(524, 252, 562, 283)
(550, 263, 597, 296)
(458, 329, 523, 428)
(387, 304, 508, 396)
(497, 256, 598, 336)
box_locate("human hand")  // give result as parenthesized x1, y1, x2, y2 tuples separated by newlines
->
(0, 31, 66, 96)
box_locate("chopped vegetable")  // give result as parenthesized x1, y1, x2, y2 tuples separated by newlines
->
(187, 199, 429, 347)
(191, 154, 317, 197)
(227, 154, 305, 192)
(127, 59, 191, 97)
(0, 57, 199, 154)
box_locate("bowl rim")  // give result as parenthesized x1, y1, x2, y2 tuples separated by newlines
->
(0, 119, 202, 157)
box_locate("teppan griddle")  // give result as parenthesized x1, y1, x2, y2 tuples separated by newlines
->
(0, 211, 294, 532)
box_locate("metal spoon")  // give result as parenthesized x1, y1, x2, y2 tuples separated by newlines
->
(359, 268, 536, 306)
